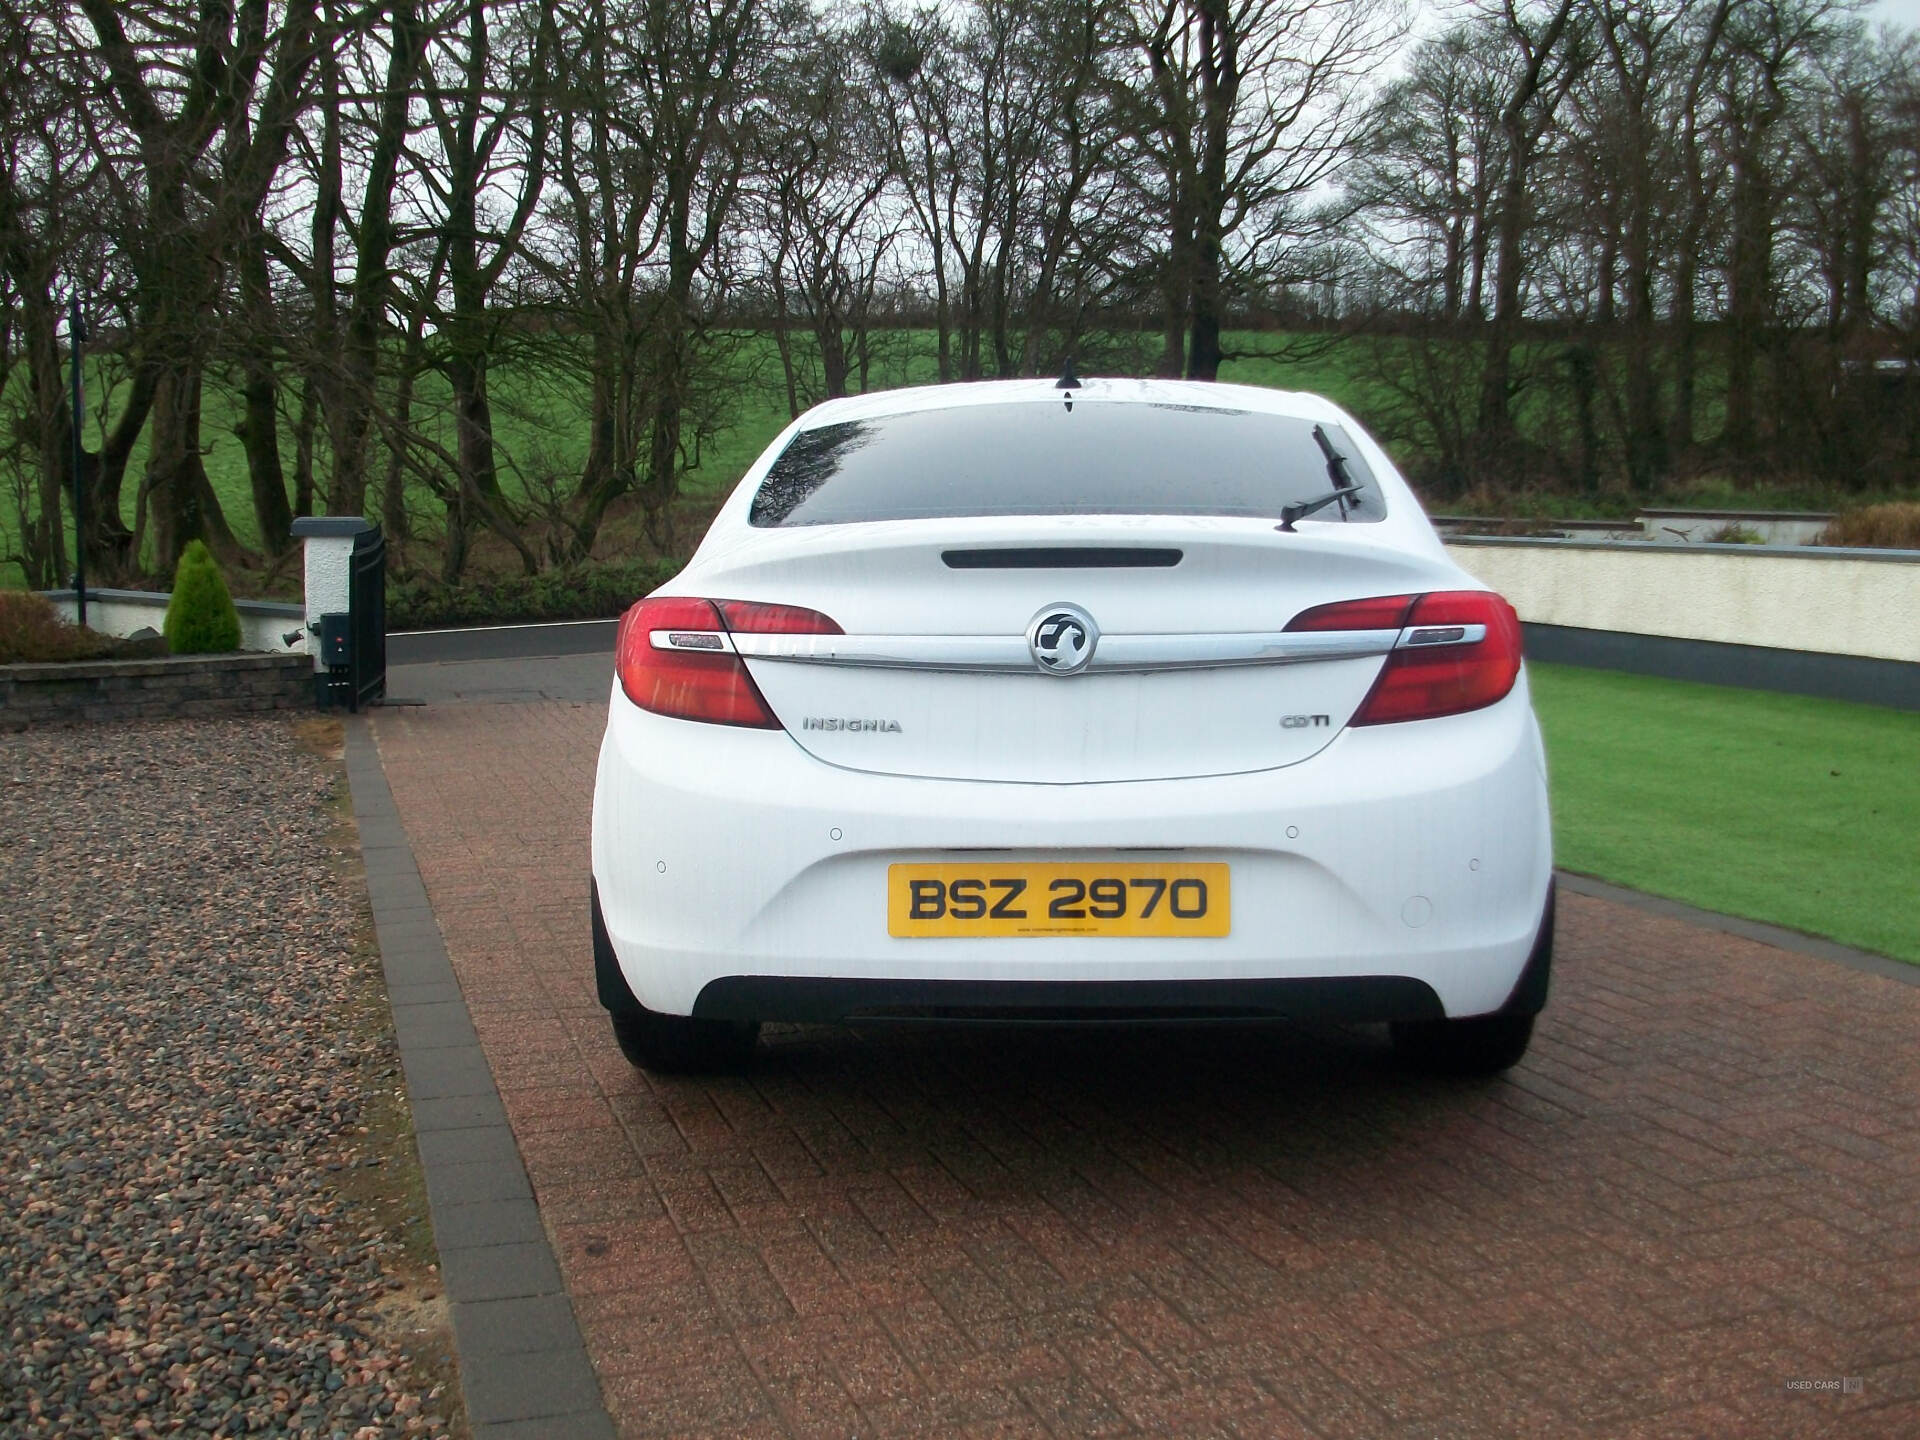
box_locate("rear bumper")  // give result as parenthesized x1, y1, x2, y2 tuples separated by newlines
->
(591, 676, 1554, 1020)
(597, 881, 1554, 1026)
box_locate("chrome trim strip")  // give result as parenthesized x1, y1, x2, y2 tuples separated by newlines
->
(730, 634, 1030, 669)
(674, 620, 1487, 671)
(730, 628, 1405, 672)
(1093, 630, 1400, 669)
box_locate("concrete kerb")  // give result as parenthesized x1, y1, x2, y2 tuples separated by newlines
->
(343, 717, 617, 1440)
(1557, 871, 1920, 988)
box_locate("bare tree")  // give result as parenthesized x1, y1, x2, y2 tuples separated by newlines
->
(867, 7, 965, 380)
(1349, 23, 1511, 322)
(72, 0, 321, 572)
(276, 0, 433, 524)
(1590, 0, 1708, 490)
(1714, 0, 1845, 458)
(412, 0, 550, 578)
(759, 19, 900, 406)
(1115, 0, 1397, 381)
(525, 0, 784, 560)
(0, 0, 79, 586)
(1474, 0, 1589, 448)
(1788, 22, 1910, 337)
(1666, 0, 1734, 456)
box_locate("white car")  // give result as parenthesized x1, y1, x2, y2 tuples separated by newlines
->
(591, 378, 1554, 1074)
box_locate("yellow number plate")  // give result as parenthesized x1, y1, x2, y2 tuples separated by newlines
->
(888, 862, 1230, 938)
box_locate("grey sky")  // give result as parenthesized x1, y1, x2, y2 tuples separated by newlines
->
(1869, 0, 1918, 32)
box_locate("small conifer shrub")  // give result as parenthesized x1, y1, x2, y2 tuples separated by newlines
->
(163, 540, 243, 654)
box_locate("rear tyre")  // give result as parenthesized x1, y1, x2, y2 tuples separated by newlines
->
(1391, 1013, 1534, 1076)
(610, 1007, 759, 1074)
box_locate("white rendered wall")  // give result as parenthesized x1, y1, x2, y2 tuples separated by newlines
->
(300, 535, 357, 672)
(44, 591, 303, 654)
(1447, 540, 1920, 664)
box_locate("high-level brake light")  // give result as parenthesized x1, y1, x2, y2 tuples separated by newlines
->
(615, 597, 841, 727)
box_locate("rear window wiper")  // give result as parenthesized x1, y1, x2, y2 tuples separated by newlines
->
(1278, 425, 1367, 532)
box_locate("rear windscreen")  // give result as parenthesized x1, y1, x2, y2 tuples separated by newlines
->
(748, 401, 1388, 527)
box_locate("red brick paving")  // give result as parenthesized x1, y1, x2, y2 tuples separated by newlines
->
(373, 699, 1920, 1439)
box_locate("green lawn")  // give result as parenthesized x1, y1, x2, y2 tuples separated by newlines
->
(1531, 664, 1920, 964)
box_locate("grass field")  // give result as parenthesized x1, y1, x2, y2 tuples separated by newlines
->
(1531, 664, 1920, 964)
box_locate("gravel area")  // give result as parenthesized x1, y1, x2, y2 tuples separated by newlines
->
(1, 716, 457, 1439)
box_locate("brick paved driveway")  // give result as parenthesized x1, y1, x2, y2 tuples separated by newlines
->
(372, 694, 1920, 1439)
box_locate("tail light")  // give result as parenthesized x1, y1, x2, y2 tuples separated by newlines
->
(1284, 594, 1415, 632)
(615, 596, 841, 727)
(1288, 590, 1523, 725)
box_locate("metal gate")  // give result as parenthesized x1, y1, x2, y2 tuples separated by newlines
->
(346, 524, 386, 711)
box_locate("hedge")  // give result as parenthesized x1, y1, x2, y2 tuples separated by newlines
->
(386, 558, 686, 631)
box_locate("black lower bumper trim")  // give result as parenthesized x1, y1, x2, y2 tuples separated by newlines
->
(592, 878, 642, 1016)
(690, 975, 1446, 1025)
(1496, 877, 1555, 1017)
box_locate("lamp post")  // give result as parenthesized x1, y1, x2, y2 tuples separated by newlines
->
(68, 295, 88, 630)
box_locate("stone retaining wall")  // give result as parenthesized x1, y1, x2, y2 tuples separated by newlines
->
(0, 653, 313, 731)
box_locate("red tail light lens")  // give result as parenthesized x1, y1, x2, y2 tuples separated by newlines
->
(1284, 594, 1415, 632)
(1353, 590, 1523, 725)
(614, 597, 841, 727)
(717, 601, 843, 635)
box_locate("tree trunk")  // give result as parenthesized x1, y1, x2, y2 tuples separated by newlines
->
(21, 295, 69, 588)
(1723, 142, 1772, 457)
(581, 324, 621, 493)
(14, 289, 69, 587)
(1620, 166, 1664, 492)
(1596, 226, 1617, 326)
(1669, 0, 1731, 459)
(292, 377, 317, 518)
(817, 311, 851, 398)
(643, 372, 683, 554)
(1842, 95, 1873, 331)
(86, 361, 154, 582)
(440, 492, 471, 584)
(323, 0, 422, 517)
(1668, 260, 1698, 455)
(1476, 0, 1579, 451)
(769, 245, 800, 417)
(1475, 186, 1527, 446)
(235, 220, 293, 553)
(1565, 341, 1600, 494)
(1187, 229, 1224, 383)
(1442, 215, 1466, 320)
(931, 251, 952, 383)
(381, 312, 429, 545)
(147, 364, 242, 572)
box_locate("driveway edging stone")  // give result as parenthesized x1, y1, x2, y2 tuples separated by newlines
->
(344, 716, 617, 1440)
(1558, 870, 1919, 987)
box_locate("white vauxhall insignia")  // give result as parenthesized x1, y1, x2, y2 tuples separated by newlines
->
(591, 378, 1554, 1075)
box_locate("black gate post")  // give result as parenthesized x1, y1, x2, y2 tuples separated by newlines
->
(348, 525, 387, 710)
